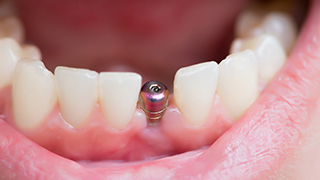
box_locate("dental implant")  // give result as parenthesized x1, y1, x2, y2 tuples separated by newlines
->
(138, 81, 169, 125)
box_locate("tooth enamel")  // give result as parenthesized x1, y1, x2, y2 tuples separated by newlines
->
(12, 58, 57, 130)
(217, 50, 259, 120)
(174, 61, 219, 126)
(0, 16, 24, 43)
(235, 10, 261, 38)
(0, 38, 23, 89)
(55, 67, 99, 128)
(230, 39, 243, 54)
(22, 44, 42, 60)
(99, 72, 141, 129)
(251, 12, 297, 53)
(231, 35, 286, 83)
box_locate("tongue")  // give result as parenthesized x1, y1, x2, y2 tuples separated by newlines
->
(13, 0, 249, 88)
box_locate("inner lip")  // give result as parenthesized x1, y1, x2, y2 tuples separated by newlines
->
(0, 0, 317, 179)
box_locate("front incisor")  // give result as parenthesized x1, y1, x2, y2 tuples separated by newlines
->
(54, 67, 99, 128)
(99, 72, 141, 130)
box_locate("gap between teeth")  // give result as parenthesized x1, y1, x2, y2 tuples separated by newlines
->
(0, 9, 297, 130)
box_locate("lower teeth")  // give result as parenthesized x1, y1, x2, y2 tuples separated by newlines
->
(0, 0, 300, 161)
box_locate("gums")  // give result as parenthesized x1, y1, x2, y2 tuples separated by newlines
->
(1, 0, 320, 179)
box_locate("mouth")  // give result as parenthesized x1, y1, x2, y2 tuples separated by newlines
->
(0, 0, 318, 179)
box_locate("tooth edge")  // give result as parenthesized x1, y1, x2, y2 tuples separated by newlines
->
(217, 50, 259, 120)
(54, 66, 99, 128)
(174, 61, 219, 126)
(12, 58, 57, 130)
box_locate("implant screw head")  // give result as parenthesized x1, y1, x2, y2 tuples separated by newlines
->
(138, 81, 169, 124)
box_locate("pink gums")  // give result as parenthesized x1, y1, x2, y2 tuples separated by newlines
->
(0, 0, 320, 179)
(0, 86, 233, 161)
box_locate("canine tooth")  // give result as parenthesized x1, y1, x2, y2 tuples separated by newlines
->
(12, 58, 57, 130)
(251, 12, 297, 53)
(217, 50, 259, 120)
(0, 16, 24, 43)
(22, 44, 42, 60)
(231, 35, 286, 83)
(0, 38, 23, 89)
(174, 61, 219, 126)
(55, 67, 99, 128)
(99, 72, 141, 129)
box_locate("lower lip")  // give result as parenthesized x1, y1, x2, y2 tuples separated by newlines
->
(1, 0, 318, 179)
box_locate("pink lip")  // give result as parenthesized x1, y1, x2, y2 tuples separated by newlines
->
(1, 0, 319, 179)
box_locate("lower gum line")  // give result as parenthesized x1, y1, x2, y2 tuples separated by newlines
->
(78, 146, 207, 168)
(0, 1, 302, 163)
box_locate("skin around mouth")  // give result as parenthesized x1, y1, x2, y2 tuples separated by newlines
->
(1, 0, 320, 179)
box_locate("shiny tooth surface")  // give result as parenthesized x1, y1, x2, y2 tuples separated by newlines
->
(217, 50, 259, 120)
(0, 16, 24, 43)
(22, 44, 42, 60)
(250, 12, 297, 53)
(174, 61, 219, 126)
(55, 66, 99, 128)
(0, 38, 23, 89)
(12, 58, 57, 130)
(231, 34, 286, 83)
(99, 72, 141, 129)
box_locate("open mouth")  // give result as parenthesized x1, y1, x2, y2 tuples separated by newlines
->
(0, 0, 319, 179)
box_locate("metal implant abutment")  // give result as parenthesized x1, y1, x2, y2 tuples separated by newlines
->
(138, 81, 169, 125)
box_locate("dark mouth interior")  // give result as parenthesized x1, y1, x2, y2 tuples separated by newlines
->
(6, 0, 309, 164)
(14, 0, 308, 91)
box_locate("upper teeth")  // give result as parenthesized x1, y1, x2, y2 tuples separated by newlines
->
(0, 10, 297, 129)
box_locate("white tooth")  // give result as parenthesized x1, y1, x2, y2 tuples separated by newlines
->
(0, 38, 23, 89)
(174, 61, 219, 126)
(12, 58, 57, 130)
(217, 50, 259, 120)
(22, 44, 42, 60)
(230, 39, 243, 54)
(235, 10, 261, 38)
(99, 72, 141, 129)
(0, 16, 25, 43)
(232, 35, 286, 83)
(251, 12, 297, 53)
(55, 66, 98, 128)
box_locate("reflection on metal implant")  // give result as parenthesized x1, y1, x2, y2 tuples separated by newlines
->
(138, 81, 169, 124)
